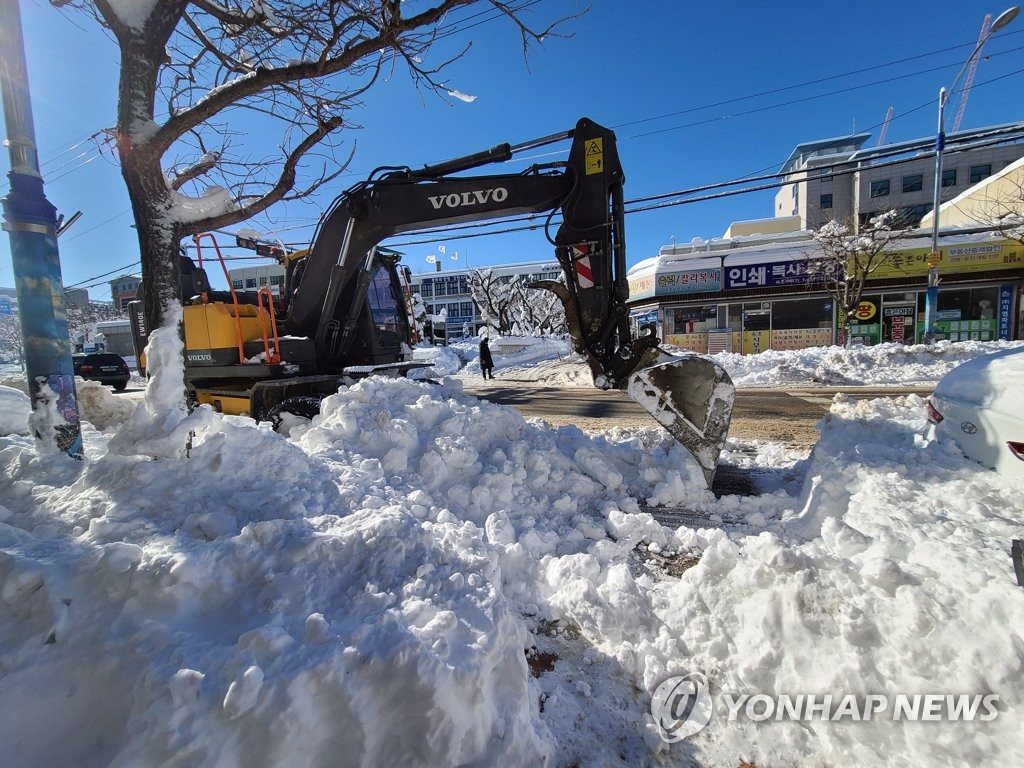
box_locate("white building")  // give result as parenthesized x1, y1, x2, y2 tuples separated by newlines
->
(226, 263, 286, 294)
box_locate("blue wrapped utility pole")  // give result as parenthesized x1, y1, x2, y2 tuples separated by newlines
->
(0, 0, 82, 458)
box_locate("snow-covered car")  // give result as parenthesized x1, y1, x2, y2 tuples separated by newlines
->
(927, 347, 1024, 481)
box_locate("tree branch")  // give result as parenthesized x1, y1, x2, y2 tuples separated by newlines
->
(182, 115, 344, 233)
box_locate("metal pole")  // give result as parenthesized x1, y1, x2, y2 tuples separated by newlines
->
(0, 0, 83, 458)
(924, 87, 947, 343)
(923, 6, 1019, 344)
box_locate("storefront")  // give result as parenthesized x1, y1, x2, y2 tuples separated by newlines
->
(653, 296, 834, 354)
(627, 231, 1023, 354)
(848, 283, 1012, 345)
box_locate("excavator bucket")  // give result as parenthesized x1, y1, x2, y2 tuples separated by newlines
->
(626, 357, 735, 489)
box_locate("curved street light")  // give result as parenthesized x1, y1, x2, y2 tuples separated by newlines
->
(925, 6, 1020, 341)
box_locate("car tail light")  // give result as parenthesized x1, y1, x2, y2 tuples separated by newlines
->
(79, 365, 94, 373)
(926, 400, 944, 424)
(1008, 441, 1024, 462)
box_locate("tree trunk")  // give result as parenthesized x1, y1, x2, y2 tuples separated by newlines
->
(112, 9, 190, 417)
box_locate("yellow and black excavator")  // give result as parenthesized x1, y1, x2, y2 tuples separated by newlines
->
(130, 118, 734, 487)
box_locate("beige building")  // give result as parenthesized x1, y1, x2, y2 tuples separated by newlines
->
(775, 122, 1024, 230)
(920, 154, 1024, 230)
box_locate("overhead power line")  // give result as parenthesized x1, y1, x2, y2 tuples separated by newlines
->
(60, 123, 1024, 288)
(387, 128, 1024, 246)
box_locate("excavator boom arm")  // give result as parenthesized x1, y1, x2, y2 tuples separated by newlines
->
(286, 117, 734, 487)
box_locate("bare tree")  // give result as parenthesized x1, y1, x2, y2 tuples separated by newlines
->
(53, 0, 581, 413)
(808, 210, 911, 347)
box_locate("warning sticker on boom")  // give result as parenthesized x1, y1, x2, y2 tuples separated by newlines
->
(585, 138, 603, 175)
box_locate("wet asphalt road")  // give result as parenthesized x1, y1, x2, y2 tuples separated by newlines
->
(463, 383, 933, 451)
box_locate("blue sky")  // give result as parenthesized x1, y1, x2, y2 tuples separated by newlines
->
(2, 0, 1024, 299)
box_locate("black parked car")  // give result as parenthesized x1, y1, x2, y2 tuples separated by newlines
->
(72, 352, 131, 391)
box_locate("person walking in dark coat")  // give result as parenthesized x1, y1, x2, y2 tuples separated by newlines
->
(479, 337, 495, 380)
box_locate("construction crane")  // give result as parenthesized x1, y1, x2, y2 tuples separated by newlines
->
(876, 106, 894, 146)
(951, 14, 992, 133)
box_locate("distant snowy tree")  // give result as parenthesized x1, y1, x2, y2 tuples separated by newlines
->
(513, 275, 567, 336)
(0, 303, 126, 365)
(66, 303, 127, 346)
(0, 315, 23, 366)
(468, 268, 513, 334)
(52, 0, 581, 414)
(808, 210, 910, 347)
(468, 268, 566, 337)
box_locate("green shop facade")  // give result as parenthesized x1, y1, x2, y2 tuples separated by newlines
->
(626, 231, 1023, 354)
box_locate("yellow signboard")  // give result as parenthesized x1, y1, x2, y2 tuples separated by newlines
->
(742, 330, 770, 355)
(869, 240, 1023, 279)
(770, 328, 834, 350)
(585, 138, 603, 175)
(855, 300, 877, 320)
(663, 333, 709, 354)
(628, 274, 655, 299)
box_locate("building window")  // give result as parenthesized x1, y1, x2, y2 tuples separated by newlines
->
(969, 164, 991, 184)
(772, 297, 832, 330)
(870, 179, 890, 198)
(816, 167, 832, 183)
(245, 278, 257, 288)
(902, 174, 923, 193)
(819, 193, 833, 209)
(232, 280, 243, 289)
(258, 277, 268, 286)
(270, 275, 283, 286)
(941, 169, 957, 187)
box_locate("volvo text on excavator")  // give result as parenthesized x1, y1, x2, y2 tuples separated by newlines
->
(129, 118, 735, 487)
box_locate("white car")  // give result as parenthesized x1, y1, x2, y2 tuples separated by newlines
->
(927, 347, 1024, 481)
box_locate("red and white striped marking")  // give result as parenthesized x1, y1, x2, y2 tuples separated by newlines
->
(573, 244, 594, 288)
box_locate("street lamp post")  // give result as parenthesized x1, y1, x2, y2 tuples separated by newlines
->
(925, 5, 1020, 342)
(0, 0, 83, 457)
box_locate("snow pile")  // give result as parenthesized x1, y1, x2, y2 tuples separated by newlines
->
(718, 338, 1024, 387)
(438, 337, 1024, 388)
(410, 343, 461, 377)
(633, 395, 1024, 765)
(0, 376, 706, 767)
(0, 386, 29, 435)
(447, 336, 589, 382)
(0, 383, 551, 766)
(2, 344, 1023, 766)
